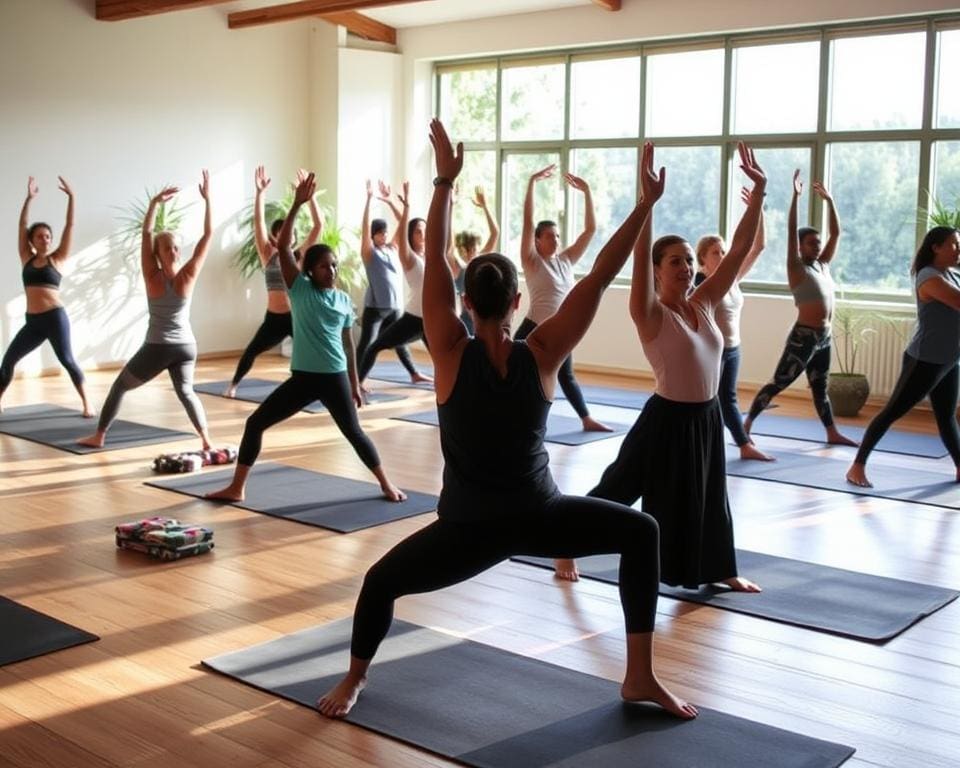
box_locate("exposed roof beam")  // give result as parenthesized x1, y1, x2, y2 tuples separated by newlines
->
(229, 0, 427, 30)
(319, 11, 396, 45)
(96, 0, 233, 21)
(591, 0, 621, 10)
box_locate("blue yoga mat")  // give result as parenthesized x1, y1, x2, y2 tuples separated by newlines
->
(367, 360, 435, 390)
(194, 379, 404, 412)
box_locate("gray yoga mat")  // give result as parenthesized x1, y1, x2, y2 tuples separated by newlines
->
(203, 618, 855, 768)
(194, 379, 405, 412)
(725, 445, 960, 509)
(146, 463, 437, 533)
(559, 385, 651, 411)
(392, 409, 631, 446)
(368, 360, 435, 390)
(0, 403, 194, 454)
(513, 550, 958, 643)
(0, 596, 99, 666)
(748, 412, 947, 458)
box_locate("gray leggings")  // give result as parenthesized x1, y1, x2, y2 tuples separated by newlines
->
(98, 342, 207, 433)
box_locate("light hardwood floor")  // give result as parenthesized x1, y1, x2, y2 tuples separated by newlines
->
(1, 355, 958, 767)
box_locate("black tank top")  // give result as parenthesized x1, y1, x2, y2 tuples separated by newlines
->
(22, 257, 62, 288)
(437, 338, 559, 521)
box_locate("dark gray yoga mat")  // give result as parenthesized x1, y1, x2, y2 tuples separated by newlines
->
(725, 445, 960, 509)
(0, 596, 99, 666)
(513, 550, 958, 642)
(0, 403, 194, 454)
(203, 618, 855, 768)
(392, 409, 631, 446)
(748, 412, 948, 458)
(146, 463, 437, 533)
(368, 360, 435, 390)
(559, 384, 651, 411)
(194, 379, 405, 413)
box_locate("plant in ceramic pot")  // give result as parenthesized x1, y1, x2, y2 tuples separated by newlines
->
(828, 304, 875, 417)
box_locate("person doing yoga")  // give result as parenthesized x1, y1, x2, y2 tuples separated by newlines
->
(846, 226, 960, 488)
(1, 176, 92, 416)
(225, 166, 322, 398)
(317, 121, 697, 722)
(555, 143, 766, 591)
(205, 175, 405, 504)
(743, 172, 856, 447)
(452, 185, 499, 334)
(79, 173, 213, 449)
(514, 165, 610, 432)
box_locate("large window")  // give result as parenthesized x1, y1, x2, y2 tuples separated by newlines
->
(436, 14, 960, 297)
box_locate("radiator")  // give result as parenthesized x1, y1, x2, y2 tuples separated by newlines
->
(835, 313, 915, 398)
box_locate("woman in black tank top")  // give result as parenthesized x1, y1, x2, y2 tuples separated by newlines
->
(317, 120, 697, 722)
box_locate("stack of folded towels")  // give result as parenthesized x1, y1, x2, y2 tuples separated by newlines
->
(152, 447, 238, 474)
(116, 516, 214, 561)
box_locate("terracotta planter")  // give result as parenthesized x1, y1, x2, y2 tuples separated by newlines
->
(828, 373, 870, 417)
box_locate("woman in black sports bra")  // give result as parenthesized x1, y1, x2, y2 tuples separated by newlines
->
(1, 176, 91, 416)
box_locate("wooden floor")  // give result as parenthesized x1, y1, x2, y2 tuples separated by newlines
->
(1, 354, 958, 768)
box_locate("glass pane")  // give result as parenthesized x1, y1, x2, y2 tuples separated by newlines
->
(732, 41, 819, 134)
(645, 48, 724, 137)
(827, 142, 919, 293)
(829, 32, 924, 130)
(451, 151, 498, 251)
(570, 147, 639, 273)
(438, 67, 497, 142)
(501, 62, 565, 141)
(937, 30, 960, 128)
(571, 56, 641, 139)
(728, 147, 812, 285)
(931, 141, 960, 226)
(653, 146, 721, 244)
(503, 152, 562, 261)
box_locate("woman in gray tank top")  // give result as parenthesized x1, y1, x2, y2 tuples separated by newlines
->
(78, 172, 213, 449)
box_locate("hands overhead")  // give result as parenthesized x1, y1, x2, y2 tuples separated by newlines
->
(530, 164, 556, 184)
(792, 169, 803, 197)
(638, 142, 665, 204)
(57, 176, 73, 197)
(428, 119, 464, 182)
(294, 172, 317, 206)
(562, 172, 590, 193)
(737, 142, 766, 192)
(198, 169, 210, 201)
(152, 186, 179, 205)
(255, 165, 271, 193)
(26, 177, 39, 199)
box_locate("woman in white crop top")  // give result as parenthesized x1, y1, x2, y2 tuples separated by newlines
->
(557, 143, 766, 593)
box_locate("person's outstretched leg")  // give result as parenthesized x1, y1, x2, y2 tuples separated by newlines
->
(744, 325, 814, 435)
(168, 350, 210, 449)
(719, 346, 771, 461)
(557, 353, 610, 432)
(358, 313, 427, 384)
(227, 311, 291, 395)
(0, 317, 46, 411)
(927, 363, 960, 479)
(806, 341, 856, 446)
(45, 307, 92, 417)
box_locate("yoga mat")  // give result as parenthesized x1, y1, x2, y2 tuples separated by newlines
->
(194, 379, 405, 412)
(203, 618, 855, 768)
(748, 412, 948, 459)
(146, 463, 437, 533)
(513, 550, 958, 643)
(0, 596, 99, 666)
(368, 360, 435, 390)
(559, 384, 651, 412)
(392, 409, 631, 446)
(724, 445, 960, 510)
(0, 403, 194, 454)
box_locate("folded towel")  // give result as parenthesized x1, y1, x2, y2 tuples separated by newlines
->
(152, 447, 238, 474)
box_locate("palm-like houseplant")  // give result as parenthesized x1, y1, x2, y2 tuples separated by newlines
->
(115, 187, 191, 262)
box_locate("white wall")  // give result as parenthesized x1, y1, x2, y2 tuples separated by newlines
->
(0, 0, 312, 376)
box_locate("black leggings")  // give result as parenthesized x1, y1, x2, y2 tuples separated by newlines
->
(355, 308, 416, 378)
(238, 370, 380, 468)
(748, 324, 834, 427)
(358, 312, 427, 381)
(231, 311, 293, 385)
(514, 317, 590, 419)
(855, 352, 960, 465)
(349, 495, 660, 659)
(0, 307, 84, 392)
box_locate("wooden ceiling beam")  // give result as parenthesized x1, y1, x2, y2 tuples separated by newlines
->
(591, 0, 621, 10)
(96, 0, 233, 21)
(319, 11, 396, 45)
(229, 0, 427, 30)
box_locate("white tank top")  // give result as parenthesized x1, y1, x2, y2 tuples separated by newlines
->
(524, 253, 575, 324)
(714, 281, 743, 349)
(642, 298, 722, 402)
(405, 252, 425, 318)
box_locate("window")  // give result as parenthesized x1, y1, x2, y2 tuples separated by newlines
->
(932, 141, 960, 222)
(501, 60, 565, 141)
(653, 146, 721, 244)
(731, 41, 819, 134)
(936, 29, 960, 129)
(438, 65, 497, 142)
(645, 48, 724, 137)
(451, 151, 498, 247)
(570, 55, 641, 139)
(503, 152, 562, 260)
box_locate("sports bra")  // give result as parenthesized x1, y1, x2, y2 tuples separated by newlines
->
(22, 257, 62, 289)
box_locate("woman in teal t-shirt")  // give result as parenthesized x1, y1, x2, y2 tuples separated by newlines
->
(206, 174, 406, 504)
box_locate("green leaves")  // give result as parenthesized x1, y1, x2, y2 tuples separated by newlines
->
(114, 187, 192, 263)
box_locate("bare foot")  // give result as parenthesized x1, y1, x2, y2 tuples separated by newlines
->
(318, 674, 366, 718)
(739, 442, 774, 462)
(621, 677, 698, 719)
(411, 372, 434, 384)
(845, 463, 873, 488)
(581, 416, 614, 433)
(77, 432, 105, 448)
(827, 428, 859, 447)
(224, 384, 238, 398)
(204, 485, 245, 502)
(381, 483, 407, 502)
(81, 408, 96, 419)
(554, 558, 580, 582)
(360, 382, 371, 395)
(721, 576, 762, 592)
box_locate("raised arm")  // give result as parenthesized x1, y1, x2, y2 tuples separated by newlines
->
(529, 143, 663, 372)
(293, 168, 324, 253)
(253, 165, 272, 266)
(395, 182, 416, 272)
(559, 173, 596, 265)
(18, 177, 38, 262)
(521, 165, 555, 269)
(47, 177, 75, 263)
(278, 173, 316, 289)
(473, 186, 499, 254)
(694, 144, 766, 306)
(378, 180, 403, 249)
(360, 180, 374, 264)
(629, 205, 661, 341)
(785, 170, 806, 290)
(813, 182, 841, 264)
(736, 186, 765, 280)
(178, 170, 212, 286)
(141, 186, 178, 281)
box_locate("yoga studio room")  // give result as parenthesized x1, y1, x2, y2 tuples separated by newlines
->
(3, 0, 960, 765)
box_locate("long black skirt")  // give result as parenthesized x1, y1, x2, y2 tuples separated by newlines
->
(588, 393, 737, 588)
